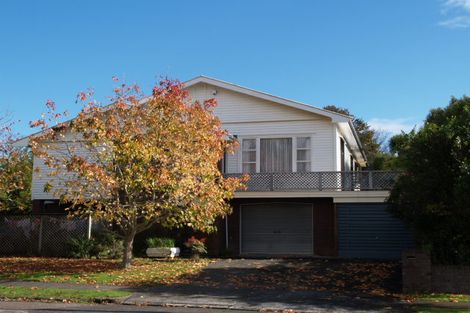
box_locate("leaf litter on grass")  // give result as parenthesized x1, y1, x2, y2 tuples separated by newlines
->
(0, 257, 211, 286)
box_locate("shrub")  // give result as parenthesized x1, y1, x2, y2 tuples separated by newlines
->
(93, 228, 123, 259)
(184, 236, 207, 254)
(146, 237, 175, 248)
(388, 96, 470, 264)
(66, 236, 96, 259)
(67, 229, 123, 259)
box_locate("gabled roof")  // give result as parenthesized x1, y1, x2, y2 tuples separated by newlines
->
(185, 76, 366, 165)
(14, 75, 367, 166)
(184, 76, 352, 123)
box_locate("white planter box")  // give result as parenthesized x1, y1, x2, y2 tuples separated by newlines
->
(146, 247, 180, 258)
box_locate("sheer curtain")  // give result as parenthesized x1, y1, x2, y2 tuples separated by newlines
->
(260, 138, 292, 172)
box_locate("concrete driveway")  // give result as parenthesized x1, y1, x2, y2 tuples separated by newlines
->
(126, 258, 406, 312)
(176, 258, 401, 295)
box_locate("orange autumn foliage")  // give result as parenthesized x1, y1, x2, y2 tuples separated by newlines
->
(30, 78, 246, 267)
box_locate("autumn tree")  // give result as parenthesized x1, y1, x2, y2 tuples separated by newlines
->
(323, 105, 393, 169)
(388, 96, 470, 264)
(0, 114, 32, 211)
(30, 79, 245, 268)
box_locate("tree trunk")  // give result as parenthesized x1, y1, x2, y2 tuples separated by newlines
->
(122, 229, 136, 268)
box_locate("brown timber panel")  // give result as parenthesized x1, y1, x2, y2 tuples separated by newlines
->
(227, 200, 240, 256)
(32, 200, 43, 214)
(206, 217, 225, 257)
(313, 198, 337, 256)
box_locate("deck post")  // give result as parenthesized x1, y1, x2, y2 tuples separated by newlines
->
(319, 172, 323, 190)
(87, 215, 92, 240)
(37, 216, 43, 255)
(368, 171, 373, 190)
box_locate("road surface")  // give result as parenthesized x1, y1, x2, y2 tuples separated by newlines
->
(0, 301, 254, 313)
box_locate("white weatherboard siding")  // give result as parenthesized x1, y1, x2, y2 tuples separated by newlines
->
(31, 80, 358, 200)
(186, 84, 327, 123)
(187, 84, 336, 173)
(225, 121, 335, 173)
(32, 141, 95, 200)
(32, 153, 53, 199)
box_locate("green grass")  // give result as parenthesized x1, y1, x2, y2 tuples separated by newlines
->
(0, 286, 130, 302)
(412, 293, 470, 313)
(417, 293, 470, 303)
(414, 307, 470, 313)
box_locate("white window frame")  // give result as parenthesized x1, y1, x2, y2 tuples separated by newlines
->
(238, 135, 313, 173)
(241, 138, 257, 173)
(295, 136, 311, 172)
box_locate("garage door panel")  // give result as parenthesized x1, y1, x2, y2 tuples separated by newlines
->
(338, 203, 414, 259)
(241, 203, 313, 256)
(242, 234, 313, 255)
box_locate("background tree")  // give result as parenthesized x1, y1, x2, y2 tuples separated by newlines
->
(30, 79, 245, 268)
(323, 105, 393, 169)
(388, 96, 470, 264)
(0, 114, 32, 212)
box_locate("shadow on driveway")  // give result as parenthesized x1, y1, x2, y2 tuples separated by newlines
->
(123, 258, 406, 312)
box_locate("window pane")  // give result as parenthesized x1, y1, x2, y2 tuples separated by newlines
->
(297, 137, 310, 149)
(242, 151, 256, 162)
(297, 162, 310, 172)
(242, 163, 256, 173)
(297, 149, 310, 161)
(242, 139, 256, 150)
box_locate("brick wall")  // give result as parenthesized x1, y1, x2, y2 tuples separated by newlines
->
(402, 250, 470, 294)
(402, 250, 432, 293)
(432, 265, 470, 293)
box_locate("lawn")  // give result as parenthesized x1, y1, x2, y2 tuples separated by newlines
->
(417, 293, 470, 303)
(0, 286, 130, 302)
(0, 257, 211, 286)
(409, 293, 470, 313)
(414, 308, 470, 313)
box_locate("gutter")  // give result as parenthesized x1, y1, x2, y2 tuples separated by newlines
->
(348, 119, 368, 166)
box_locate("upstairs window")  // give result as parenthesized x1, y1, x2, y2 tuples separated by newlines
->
(242, 139, 256, 173)
(296, 137, 311, 172)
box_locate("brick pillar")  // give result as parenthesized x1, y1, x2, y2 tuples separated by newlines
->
(402, 249, 432, 293)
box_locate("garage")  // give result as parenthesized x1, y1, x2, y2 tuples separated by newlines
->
(337, 203, 414, 259)
(240, 203, 314, 256)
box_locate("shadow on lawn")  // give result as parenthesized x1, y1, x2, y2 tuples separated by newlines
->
(0, 257, 215, 287)
(0, 257, 120, 277)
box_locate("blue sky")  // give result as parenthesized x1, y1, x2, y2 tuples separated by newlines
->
(1, 0, 469, 136)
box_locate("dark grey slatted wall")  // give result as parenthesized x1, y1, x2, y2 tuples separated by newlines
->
(338, 203, 414, 259)
(241, 203, 313, 256)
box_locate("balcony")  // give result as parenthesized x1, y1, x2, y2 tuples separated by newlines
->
(224, 171, 400, 192)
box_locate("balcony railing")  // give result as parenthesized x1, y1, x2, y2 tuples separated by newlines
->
(224, 171, 400, 192)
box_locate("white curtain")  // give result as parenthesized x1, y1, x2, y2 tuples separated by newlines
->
(260, 138, 292, 173)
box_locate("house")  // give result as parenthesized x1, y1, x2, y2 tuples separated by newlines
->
(21, 76, 414, 259)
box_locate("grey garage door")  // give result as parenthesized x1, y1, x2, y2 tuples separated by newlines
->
(338, 203, 414, 259)
(241, 203, 313, 256)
